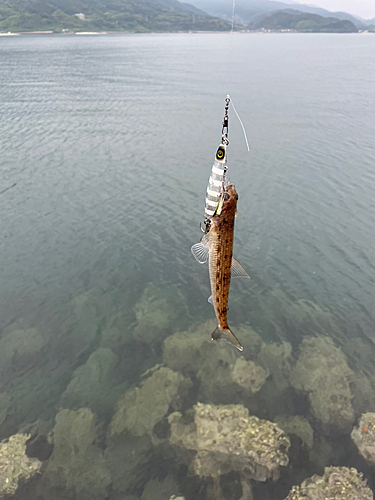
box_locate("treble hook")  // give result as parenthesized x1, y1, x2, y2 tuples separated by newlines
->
(200, 219, 211, 234)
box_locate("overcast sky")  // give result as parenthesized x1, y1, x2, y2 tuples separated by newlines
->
(294, 0, 375, 19)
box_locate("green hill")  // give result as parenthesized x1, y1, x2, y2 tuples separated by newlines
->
(249, 9, 358, 32)
(0, 0, 231, 32)
(188, 0, 366, 28)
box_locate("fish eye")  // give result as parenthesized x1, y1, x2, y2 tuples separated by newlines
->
(223, 192, 230, 201)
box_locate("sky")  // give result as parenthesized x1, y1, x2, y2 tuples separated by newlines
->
(293, 0, 375, 19)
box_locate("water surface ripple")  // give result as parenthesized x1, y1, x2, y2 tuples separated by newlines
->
(0, 33, 375, 494)
(1, 33, 375, 345)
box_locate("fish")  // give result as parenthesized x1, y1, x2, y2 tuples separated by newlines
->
(191, 184, 250, 351)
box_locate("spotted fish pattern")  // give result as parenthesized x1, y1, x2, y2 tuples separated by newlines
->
(192, 184, 250, 351)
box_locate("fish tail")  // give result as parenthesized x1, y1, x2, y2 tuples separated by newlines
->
(211, 325, 243, 352)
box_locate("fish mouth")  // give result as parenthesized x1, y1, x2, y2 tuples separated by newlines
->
(224, 183, 235, 193)
(214, 183, 238, 217)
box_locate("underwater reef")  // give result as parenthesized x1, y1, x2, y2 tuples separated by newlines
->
(0, 433, 41, 498)
(351, 413, 375, 467)
(284, 466, 373, 500)
(0, 277, 375, 499)
(168, 402, 290, 498)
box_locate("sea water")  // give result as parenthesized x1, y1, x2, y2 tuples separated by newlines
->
(0, 33, 375, 499)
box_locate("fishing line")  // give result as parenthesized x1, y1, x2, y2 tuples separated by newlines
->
(231, 0, 236, 31)
(229, 96, 251, 152)
(229, 0, 236, 61)
(226, 0, 236, 89)
(225, 0, 251, 153)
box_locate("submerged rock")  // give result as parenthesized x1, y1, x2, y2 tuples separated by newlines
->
(258, 341, 293, 393)
(0, 433, 42, 498)
(108, 366, 192, 440)
(196, 346, 241, 403)
(231, 357, 269, 393)
(169, 403, 290, 482)
(351, 412, 375, 467)
(163, 321, 266, 404)
(100, 320, 133, 351)
(105, 433, 153, 496)
(133, 283, 185, 345)
(290, 337, 354, 433)
(247, 340, 295, 417)
(0, 327, 47, 383)
(163, 320, 219, 375)
(141, 475, 180, 500)
(275, 415, 314, 450)
(284, 466, 373, 500)
(163, 321, 262, 376)
(72, 285, 135, 355)
(308, 438, 335, 471)
(197, 348, 269, 404)
(60, 347, 128, 419)
(40, 408, 111, 500)
(105, 365, 191, 497)
(350, 373, 375, 417)
(0, 392, 9, 429)
(18, 419, 53, 462)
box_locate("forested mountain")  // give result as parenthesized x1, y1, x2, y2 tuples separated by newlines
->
(248, 9, 358, 32)
(187, 0, 367, 27)
(0, 0, 230, 32)
(0, 0, 372, 33)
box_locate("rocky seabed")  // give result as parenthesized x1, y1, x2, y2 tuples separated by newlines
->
(1, 280, 375, 500)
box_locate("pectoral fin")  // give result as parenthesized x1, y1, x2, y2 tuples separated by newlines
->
(191, 233, 210, 264)
(231, 257, 251, 279)
(211, 325, 243, 351)
(191, 243, 208, 264)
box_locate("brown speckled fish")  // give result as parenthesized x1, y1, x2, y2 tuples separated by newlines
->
(191, 184, 250, 351)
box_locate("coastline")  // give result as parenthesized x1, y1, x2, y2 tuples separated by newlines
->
(0, 30, 373, 36)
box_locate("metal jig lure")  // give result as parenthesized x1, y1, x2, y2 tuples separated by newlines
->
(202, 96, 231, 233)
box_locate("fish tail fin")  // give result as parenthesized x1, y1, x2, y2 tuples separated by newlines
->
(211, 325, 243, 352)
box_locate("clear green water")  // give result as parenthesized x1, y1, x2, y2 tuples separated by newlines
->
(0, 33, 375, 500)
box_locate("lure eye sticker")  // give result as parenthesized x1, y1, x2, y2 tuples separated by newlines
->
(216, 147, 225, 160)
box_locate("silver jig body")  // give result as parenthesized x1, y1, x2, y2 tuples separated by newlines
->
(204, 96, 230, 224)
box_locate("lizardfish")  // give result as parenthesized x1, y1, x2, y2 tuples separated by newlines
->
(191, 184, 250, 351)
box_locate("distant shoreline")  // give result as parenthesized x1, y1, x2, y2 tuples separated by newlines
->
(0, 30, 373, 36)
